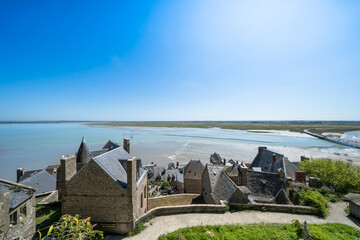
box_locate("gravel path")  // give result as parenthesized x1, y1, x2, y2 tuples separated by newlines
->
(105, 202, 359, 240)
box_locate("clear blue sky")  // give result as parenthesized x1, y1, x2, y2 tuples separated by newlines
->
(0, 0, 359, 121)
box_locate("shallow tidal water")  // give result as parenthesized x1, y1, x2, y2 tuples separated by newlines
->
(1, 123, 359, 181)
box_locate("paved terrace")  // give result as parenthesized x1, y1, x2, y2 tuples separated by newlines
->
(105, 202, 360, 240)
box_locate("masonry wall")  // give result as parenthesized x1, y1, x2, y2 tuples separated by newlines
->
(148, 194, 201, 209)
(228, 202, 317, 215)
(4, 195, 36, 240)
(63, 161, 133, 234)
(137, 201, 227, 223)
(184, 179, 202, 194)
(133, 172, 148, 220)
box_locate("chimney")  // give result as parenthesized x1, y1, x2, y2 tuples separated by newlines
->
(176, 161, 179, 169)
(124, 138, 130, 154)
(223, 158, 226, 165)
(59, 156, 76, 200)
(272, 153, 277, 163)
(239, 162, 248, 186)
(127, 157, 137, 196)
(16, 168, 25, 182)
(258, 146, 267, 154)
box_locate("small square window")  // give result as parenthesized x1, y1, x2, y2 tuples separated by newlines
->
(10, 211, 17, 225)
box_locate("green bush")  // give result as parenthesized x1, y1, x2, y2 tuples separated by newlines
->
(161, 181, 170, 191)
(128, 222, 147, 236)
(298, 158, 360, 194)
(301, 190, 328, 217)
(289, 183, 328, 217)
(38, 214, 103, 240)
(308, 223, 360, 240)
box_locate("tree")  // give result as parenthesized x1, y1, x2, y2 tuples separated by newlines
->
(298, 158, 360, 194)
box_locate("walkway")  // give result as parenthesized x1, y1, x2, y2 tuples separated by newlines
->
(105, 202, 359, 240)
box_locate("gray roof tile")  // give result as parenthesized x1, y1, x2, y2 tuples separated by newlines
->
(19, 169, 56, 195)
(0, 179, 34, 210)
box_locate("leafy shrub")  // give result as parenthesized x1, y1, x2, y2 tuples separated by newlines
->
(128, 222, 146, 236)
(161, 181, 170, 191)
(302, 190, 328, 218)
(38, 214, 103, 240)
(289, 183, 328, 217)
(298, 158, 360, 194)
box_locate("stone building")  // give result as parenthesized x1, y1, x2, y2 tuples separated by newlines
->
(345, 193, 360, 219)
(202, 165, 251, 204)
(60, 138, 148, 234)
(183, 160, 205, 194)
(0, 179, 36, 240)
(245, 147, 299, 204)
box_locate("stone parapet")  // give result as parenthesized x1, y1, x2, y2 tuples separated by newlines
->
(148, 194, 201, 209)
(228, 203, 317, 215)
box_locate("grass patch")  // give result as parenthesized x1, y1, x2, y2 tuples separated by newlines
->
(308, 223, 360, 240)
(158, 223, 360, 240)
(36, 201, 61, 234)
(345, 206, 350, 215)
(87, 121, 360, 134)
(128, 222, 147, 237)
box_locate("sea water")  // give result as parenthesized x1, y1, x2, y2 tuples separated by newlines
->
(0, 123, 358, 181)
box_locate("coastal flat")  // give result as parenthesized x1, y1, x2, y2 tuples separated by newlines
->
(88, 121, 360, 134)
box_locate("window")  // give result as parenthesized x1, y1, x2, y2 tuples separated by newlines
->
(20, 205, 27, 218)
(141, 193, 143, 208)
(10, 211, 17, 225)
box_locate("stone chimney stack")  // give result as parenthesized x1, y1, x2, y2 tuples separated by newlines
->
(127, 157, 137, 196)
(272, 153, 277, 163)
(16, 168, 25, 182)
(258, 146, 267, 154)
(223, 158, 226, 165)
(239, 162, 248, 186)
(59, 156, 76, 200)
(124, 138, 130, 154)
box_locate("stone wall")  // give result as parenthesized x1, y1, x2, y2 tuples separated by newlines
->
(4, 195, 36, 240)
(184, 179, 202, 194)
(148, 194, 201, 209)
(229, 202, 317, 215)
(63, 160, 133, 234)
(133, 169, 148, 220)
(137, 201, 227, 223)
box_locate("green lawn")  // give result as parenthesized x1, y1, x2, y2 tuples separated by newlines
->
(87, 121, 360, 134)
(158, 223, 360, 240)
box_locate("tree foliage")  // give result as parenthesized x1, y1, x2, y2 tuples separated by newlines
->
(298, 158, 360, 194)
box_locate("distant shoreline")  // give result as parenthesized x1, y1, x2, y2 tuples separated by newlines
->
(1, 120, 360, 135)
(86, 121, 360, 134)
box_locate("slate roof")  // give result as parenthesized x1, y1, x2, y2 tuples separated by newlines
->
(176, 172, 184, 184)
(203, 165, 242, 204)
(76, 137, 91, 164)
(0, 179, 35, 211)
(226, 163, 241, 177)
(19, 169, 56, 195)
(184, 160, 205, 180)
(345, 193, 360, 205)
(18, 168, 55, 182)
(250, 149, 300, 179)
(103, 140, 121, 150)
(210, 153, 223, 165)
(247, 170, 285, 202)
(92, 147, 131, 188)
